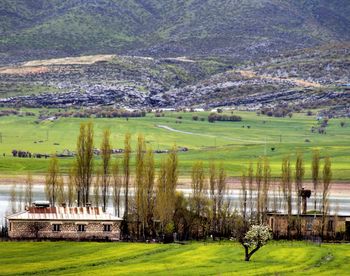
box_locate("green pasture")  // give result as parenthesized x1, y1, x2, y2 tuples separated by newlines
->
(0, 241, 349, 275)
(0, 110, 349, 179)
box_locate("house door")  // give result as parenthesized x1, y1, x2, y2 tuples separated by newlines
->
(346, 221, 350, 240)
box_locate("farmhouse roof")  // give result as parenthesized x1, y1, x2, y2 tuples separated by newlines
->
(6, 207, 122, 222)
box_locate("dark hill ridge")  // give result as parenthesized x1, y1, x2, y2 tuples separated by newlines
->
(0, 0, 349, 62)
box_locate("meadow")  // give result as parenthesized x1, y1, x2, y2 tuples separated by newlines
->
(0, 109, 349, 180)
(0, 241, 349, 275)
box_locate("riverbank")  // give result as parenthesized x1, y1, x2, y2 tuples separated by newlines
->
(1, 175, 349, 194)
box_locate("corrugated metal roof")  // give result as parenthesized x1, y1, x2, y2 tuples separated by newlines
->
(6, 207, 122, 221)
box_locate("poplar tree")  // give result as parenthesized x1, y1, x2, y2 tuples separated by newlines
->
(24, 172, 33, 206)
(45, 156, 60, 207)
(67, 167, 76, 207)
(156, 159, 168, 231)
(312, 150, 320, 213)
(156, 146, 178, 234)
(217, 163, 227, 236)
(321, 156, 332, 238)
(240, 171, 248, 226)
(295, 151, 305, 236)
(122, 133, 131, 236)
(93, 169, 101, 207)
(191, 161, 206, 238)
(101, 129, 111, 212)
(209, 162, 217, 236)
(143, 148, 155, 238)
(135, 134, 146, 238)
(262, 157, 271, 222)
(255, 158, 263, 223)
(281, 155, 292, 237)
(112, 158, 122, 217)
(10, 184, 17, 214)
(247, 161, 254, 222)
(56, 175, 65, 206)
(75, 122, 94, 206)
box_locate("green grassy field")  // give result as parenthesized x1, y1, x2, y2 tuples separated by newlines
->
(0, 110, 349, 179)
(0, 241, 349, 275)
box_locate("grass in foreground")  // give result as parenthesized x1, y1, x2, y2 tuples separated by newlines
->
(0, 241, 349, 275)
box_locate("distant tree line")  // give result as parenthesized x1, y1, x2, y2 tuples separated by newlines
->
(49, 108, 146, 119)
(208, 113, 242, 123)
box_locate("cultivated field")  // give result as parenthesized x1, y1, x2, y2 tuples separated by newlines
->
(0, 241, 349, 275)
(0, 110, 349, 179)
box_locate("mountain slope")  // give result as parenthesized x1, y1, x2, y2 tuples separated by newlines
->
(0, 0, 349, 62)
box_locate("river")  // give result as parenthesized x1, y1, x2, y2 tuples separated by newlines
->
(1, 184, 350, 226)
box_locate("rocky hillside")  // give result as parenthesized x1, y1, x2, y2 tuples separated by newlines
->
(0, 44, 349, 117)
(1, 0, 349, 63)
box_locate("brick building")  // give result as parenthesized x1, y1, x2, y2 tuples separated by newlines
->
(6, 202, 122, 240)
(266, 213, 350, 239)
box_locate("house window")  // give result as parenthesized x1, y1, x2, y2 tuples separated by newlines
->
(52, 224, 61, 232)
(77, 224, 86, 232)
(103, 224, 112, 232)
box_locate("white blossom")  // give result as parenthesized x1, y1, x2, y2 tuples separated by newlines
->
(243, 225, 272, 248)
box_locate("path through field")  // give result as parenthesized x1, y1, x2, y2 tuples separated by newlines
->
(156, 124, 265, 144)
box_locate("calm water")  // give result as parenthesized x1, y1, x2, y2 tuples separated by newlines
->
(1, 184, 350, 226)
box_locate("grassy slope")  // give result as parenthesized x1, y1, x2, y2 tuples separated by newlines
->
(0, 241, 349, 275)
(0, 110, 349, 179)
(1, 0, 349, 57)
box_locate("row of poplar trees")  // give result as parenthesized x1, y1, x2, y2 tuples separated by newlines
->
(45, 122, 333, 241)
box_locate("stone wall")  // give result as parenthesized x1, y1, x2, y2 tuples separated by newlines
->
(8, 220, 121, 240)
